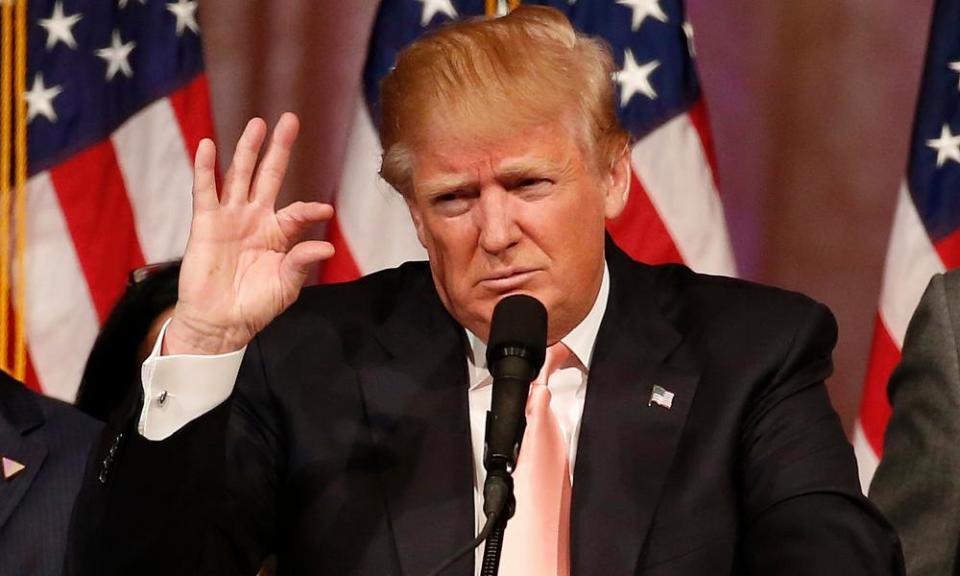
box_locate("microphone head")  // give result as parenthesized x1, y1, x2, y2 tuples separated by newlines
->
(486, 294, 547, 372)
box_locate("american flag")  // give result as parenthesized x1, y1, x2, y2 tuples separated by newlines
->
(855, 0, 960, 491)
(320, 0, 736, 283)
(16, 0, 212, 400)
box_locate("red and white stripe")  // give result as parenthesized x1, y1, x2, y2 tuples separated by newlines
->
(854, 182, 945, 492)
(320, 103, 426, 283)
(608, 99, 735, 275)
(23, 76, 213, 400)
(322, 97, 735, 282)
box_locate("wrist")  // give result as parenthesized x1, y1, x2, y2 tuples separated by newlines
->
(162, 314, 250, 356)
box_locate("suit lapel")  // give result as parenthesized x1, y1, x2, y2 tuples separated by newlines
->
(571, 248, 700, 575)
(362, 270, 476, 576)
(0, 374, 48, 532)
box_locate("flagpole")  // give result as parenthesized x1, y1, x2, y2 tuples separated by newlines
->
(0, 0, 14, 375)
(486, 0, 521, 17)
(13, 0, 26, 381)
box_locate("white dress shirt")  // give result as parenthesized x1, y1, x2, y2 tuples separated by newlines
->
(465, 266, 608, 519)
(466, 266, 608, 573)
(138, 264, 610, 573)
(138, 326, 245, 440)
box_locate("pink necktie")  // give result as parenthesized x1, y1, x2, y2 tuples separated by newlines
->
(498, 343, 572, 576)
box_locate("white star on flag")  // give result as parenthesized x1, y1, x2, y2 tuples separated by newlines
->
(949, 61, 960, 90)
(616, 0, 668, 32)
(166, 0, 200, 36)
(417, 0, 457, 27)
(927, 124, 960, 168)
(96, 30, 136, 81)
(117, 0, 146, 8)
(614, 49, 660, 105)
(38, 1, 82, 51)
(24, 73, 63, 123)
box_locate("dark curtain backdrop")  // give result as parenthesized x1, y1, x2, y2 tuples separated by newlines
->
(198, 0, 935, 433)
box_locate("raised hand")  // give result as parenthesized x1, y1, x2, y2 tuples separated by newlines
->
(164, 113, 335, 355)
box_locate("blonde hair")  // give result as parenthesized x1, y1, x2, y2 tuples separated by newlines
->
(378, 5, 629, 196)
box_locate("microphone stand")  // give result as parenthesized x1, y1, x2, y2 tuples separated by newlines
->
(425, 431, 522, 576)
(480, 516, 507, 576)
(426, 295, 544, 576)
(478, 467, 516, 576)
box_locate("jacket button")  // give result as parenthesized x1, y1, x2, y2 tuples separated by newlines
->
(98, 432, 124, 485)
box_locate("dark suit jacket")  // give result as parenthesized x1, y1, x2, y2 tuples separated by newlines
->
(870, 270, 960, 575)
(0, 370, 101, 576)
(67, 243, 903, 575)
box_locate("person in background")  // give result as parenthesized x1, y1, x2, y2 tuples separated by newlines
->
(0, 369, 100, 576)
(75, 261, 180, 422)
(870, 270, 960, 576)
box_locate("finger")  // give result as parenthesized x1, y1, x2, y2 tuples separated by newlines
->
(251, 112, 301, 206)
(276, 201, 335, 244)
(192, 139, 218, 212)
(222, 118, 267, 205)
(280, 240, 336, 292)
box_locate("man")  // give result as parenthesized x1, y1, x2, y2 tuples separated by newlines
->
(870, 270, 960, 575)
(0, 370, 101, 576)
(67, 6, 902, 575)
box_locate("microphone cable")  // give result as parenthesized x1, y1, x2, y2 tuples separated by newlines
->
(424, 511, 499, 576)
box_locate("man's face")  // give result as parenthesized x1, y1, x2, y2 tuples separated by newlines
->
(404, 116, 630, 343)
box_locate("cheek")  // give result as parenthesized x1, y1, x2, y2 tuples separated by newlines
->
(427, 218, 469, 253)
(547, 195, 607, 271)
(422, 219, 478, 281)
(551, 190, 606, 241)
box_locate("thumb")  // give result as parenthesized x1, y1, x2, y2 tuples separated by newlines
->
(279, 241, 336, 294)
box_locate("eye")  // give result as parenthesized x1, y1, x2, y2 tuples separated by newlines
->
(512, 177, 553, 198)
(430, 189, 474, 215)
(435, 191, 463, 203)
(431, 190, 466, 205)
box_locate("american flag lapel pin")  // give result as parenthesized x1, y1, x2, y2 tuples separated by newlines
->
(648, 385, 675, 410)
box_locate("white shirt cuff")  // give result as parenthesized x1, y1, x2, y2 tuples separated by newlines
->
(138, 318, 246, 441)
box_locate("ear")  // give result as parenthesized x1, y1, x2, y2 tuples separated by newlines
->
(603, 145, 631, 220)
(404, 195, 429, 249)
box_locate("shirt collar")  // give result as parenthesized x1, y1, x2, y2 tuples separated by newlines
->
(465, 262, 610, 389)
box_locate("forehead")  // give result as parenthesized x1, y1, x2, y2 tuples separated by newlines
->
(409, 114, 589, 183)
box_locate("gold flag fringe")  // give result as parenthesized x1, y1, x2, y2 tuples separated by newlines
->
(14, 0, 26, 380)
(486, 0, 522, 17)
(0, 0, 28, 381)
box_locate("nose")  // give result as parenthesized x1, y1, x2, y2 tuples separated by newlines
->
(476, 188, 520, 255)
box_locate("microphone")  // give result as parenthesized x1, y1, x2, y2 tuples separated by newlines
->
(482, 294, 547, 521)
(424, 294, 546, 576)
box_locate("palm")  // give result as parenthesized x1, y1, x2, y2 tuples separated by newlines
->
(167, 114, 334, 355)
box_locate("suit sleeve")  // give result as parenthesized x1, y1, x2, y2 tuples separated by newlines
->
(64, 335, 280, 576)
(737, 301, 904, 575)
(869, 272, 960, 576)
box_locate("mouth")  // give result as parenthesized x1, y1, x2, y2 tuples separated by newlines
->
(477, 268, 540, 292)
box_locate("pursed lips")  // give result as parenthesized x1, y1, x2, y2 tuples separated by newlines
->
(476, 268, 540, 292)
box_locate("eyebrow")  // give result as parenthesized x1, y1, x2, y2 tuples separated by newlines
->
(416, 155, 572, 196)
(418, 174, 478, 197)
